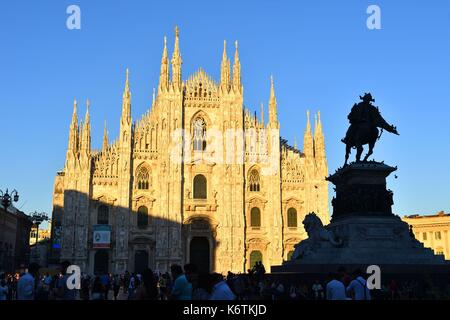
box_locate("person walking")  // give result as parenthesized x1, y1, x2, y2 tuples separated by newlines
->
(112, 274, 121, 300)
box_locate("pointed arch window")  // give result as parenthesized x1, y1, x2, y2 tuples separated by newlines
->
(193, 174, 207, 199)
(250, 207, 261, 227)
(97, 205, 109, 225)
(249, 169, 260, 192)
(137, 206, 149, 228)
(250, 250, 262, 268)
(287, 208, 298, 228)
(136, 166, 150, 190)
(193, 118, 207, 151)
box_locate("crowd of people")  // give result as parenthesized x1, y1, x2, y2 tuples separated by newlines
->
(1, 262, 449, 300)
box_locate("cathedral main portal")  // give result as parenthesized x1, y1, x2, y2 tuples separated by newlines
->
(189, 237, 210, 273)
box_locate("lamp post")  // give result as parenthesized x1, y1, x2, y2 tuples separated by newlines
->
(0, 188, 19, 210)
(30, 211, 49, 246)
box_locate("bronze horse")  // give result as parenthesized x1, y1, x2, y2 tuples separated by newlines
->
(343, 95, 399, 165)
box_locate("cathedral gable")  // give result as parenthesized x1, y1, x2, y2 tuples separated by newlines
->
(184, 69, 219, 106)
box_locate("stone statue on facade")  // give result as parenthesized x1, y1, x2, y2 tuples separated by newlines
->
(342, 93, 399, 165)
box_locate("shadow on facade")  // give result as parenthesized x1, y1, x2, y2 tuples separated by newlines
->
(51, 190, 217, 275)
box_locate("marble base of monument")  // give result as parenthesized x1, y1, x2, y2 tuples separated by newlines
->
(272, 162, 449, 276)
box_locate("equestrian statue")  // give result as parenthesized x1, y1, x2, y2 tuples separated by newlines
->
(342, 93, 399, 165)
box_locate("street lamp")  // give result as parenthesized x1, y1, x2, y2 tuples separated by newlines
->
(29, 211, 49, 246)
(0, 188, 19, 210)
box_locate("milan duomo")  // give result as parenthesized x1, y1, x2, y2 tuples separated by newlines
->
(52, 27, 330, 275)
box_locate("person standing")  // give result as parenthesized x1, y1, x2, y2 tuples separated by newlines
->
(79, 275, 91, 300)
(17, 263, 40, 300)
(100, 272, 111, 300)
(134, 269, 158, 300)
(123, 271, 130, 294)
(91, 276, 104, 300)
(127, 273, 136, 300)
(209, 273, 236, 300)
(312, 280, 324, 300)
(170, 264, 192, 300)
(55, 261, 78, 300)
(0, 276, 8, 301)
(326, 272, 347, 300)
(346, 269, 372, 300)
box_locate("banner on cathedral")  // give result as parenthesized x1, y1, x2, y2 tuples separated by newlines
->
(93, 225, 111, 248)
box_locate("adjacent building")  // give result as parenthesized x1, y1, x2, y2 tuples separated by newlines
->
(0, 206, 33, 272)
(52, 28, 330, 275)
(403, 211, 450, 260)
(29, 221, 51, 246)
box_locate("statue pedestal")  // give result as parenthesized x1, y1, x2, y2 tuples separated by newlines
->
(272, 161, 448, 274)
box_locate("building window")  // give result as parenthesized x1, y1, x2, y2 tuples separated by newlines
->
(435, 232, 442, 240)
(137, 206, 149, 228)
(193, 117, 207, 151)
(193, 174, 207, 199)
(435, 248, 444, 256)
(97, 205, 109, 225)
(248, 169, 260, 192)
(250, 207, 261, 227)
(136, 166, 150, 190)
(287, 208, 297, 228)
(422, 232, 427, 241)
(249, 250, 263, 269)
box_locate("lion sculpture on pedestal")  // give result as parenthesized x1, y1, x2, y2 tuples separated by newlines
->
(291, 213, 342, 260)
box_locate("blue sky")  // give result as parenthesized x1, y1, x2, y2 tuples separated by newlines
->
(1, 0, 449, 221)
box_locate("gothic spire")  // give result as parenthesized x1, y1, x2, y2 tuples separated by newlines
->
(84, 98, 90, 127)
(316, 111, 323, 134)
(102, 120, 109, 150)
(220, 40, 230, 92)
(121, 68, 131, 125)
(268, 75, 278, 125)
(171, 26, 182, 89)
(67, 99, 79, 154)
(314, 111, 326, 159)
(159, 36, 169, 92)
(81, 99, 91, 152)
(70, 98, 78, 129)
(152, 88, 156, 106)
(232, 40, 241, 92)
(303, 110, 313, 158)
(260, 102, 265, 126)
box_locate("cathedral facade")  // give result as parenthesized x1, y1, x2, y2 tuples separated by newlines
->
(52, 28, 329, 275)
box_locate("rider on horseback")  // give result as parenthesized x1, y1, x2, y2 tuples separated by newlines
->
(342, 93, 399, 165)
(342, 93, 376, 145)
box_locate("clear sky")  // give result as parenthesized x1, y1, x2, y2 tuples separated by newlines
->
(1, 0, 449, 221)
